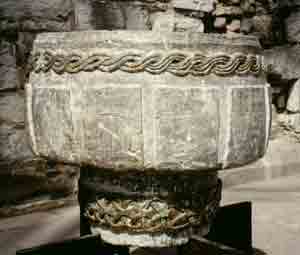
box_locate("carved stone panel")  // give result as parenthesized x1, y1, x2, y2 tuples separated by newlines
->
(225, 86, 270, 167)
(32, 88, 74, 161)
(27, 31, 268, 171)
(82, 87, 143, 168)
(155, 87, 219, 170)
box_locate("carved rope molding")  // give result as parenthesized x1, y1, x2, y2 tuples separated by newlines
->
(84, 180, 222, 234)
(30, 50, 264, 77)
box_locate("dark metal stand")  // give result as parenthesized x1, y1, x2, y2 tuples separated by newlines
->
(16, 202, 253, 255)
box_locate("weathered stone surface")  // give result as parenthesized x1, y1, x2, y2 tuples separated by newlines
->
(0, 91, 79, 206)
(80, 168, 220, 246)
(83, 86, 143, 167)
(214, 17, 226, 29)
(0, 92, 29, 170)
(74, 1, 150, 30)
(174, 13, 204, 32)
(173, 0, 215, 13)
(74, 0, 94, 30)
(155, 88, 219, 169)
(150, 11, 175, 32)
(0, 195, 76, 218)
(269, 0, 300, 10)
(0, 92, 24, 124)
(241, 18, 253, 34)
(27, 31, 270, 246)
(124, 4, 150, 30)
(0, 124, 32, 167)
(0, 0, 74, 32)
(287, 80, 300, 113)
(213, 4, 243, 16)
(241, 0, 256, 13)
(225, 86, 270, 168)
(32, 88, 74, 161)
(255, 1, 269, 15)
(252, 15, 272, 44)
(282, 113, 300, 133)
(263, 45, 300, 80)
(227, 19, 241, 32)
(286, 9, 300, 43)
(0, 40, 19, 91)
(27, 31, 267, 171)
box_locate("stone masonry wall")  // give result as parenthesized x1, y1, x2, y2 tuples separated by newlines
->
(0, 0, 78, 216)
(1, 0, 300, 215)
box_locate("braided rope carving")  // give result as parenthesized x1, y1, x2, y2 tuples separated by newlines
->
(30, 51, 263, 77)
(84, 181, 221, 234)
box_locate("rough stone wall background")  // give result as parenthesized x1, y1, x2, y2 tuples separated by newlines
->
(1, 0, 300, 215)
(0, 0, 79, 216)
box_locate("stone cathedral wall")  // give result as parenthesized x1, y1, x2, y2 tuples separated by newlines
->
(0, 0, 300, 216)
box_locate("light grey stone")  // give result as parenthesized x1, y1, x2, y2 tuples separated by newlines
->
(155, 87, 219, 169)
(0, 40, 19, 91)
(27, 31, 270, 246)
(74, 0, 94, 30)
(276, 94, 286, 110)
(0, 92, 25, 124)
(286, 9, 300, 43)
(226, 19, 241, 32)
(214, 17, 227, 29)
(74, 0, 126, 30)
(27, 31, 268, 171)
(213, 4, 243, 16)
(284, 113, 300, 133)
(287, 80, 300, 113)
(252, 15, 272, 44)
(173, 0, 215, 13)
(0, 0, 74, 32)
(174, 13, 204, 32)
(0, 123, 33, 164)
(74, 1, 150, 30)
(263, 45, 300, 80)
(123, 4, 150, 30)
(150, 11, 175, 32)
(225, 87, 270, 168)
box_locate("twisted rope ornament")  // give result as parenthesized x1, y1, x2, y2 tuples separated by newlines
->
(84, 181, 221, 233)
(30, 51, 263, 77)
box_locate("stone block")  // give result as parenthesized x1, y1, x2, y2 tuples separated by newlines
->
(27, 31, 267, 172)
(286, 9, 300, 43)
(263, 45, 300, 80)
(241, 18, 253, 34)
(213, 4, 243, 16)
(0, 0, 74, 32)
(287, 80, 300, 113)
(214, 17, 227, 29)
(174, 13, 204, 32)
(173, 0, 215, 13)
(155, 88, 219, 170)
(74, 1, 150, 30)
(0, 92, 25, 124)
(74, 0, 95, 30)
(227, 19, 241, 32)
(124, 4, 150, 30)
(0, 123, 33, 165)
(150, 11, 175, 32)
(252, 15, 272, 44)
(82, 87, 143, 168)
(0, 40, 19, 91)
(225, 86, 270, 168)
(32, 88, 74, 161)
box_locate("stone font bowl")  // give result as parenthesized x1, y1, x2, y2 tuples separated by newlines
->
(26, 31, 270, 247)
